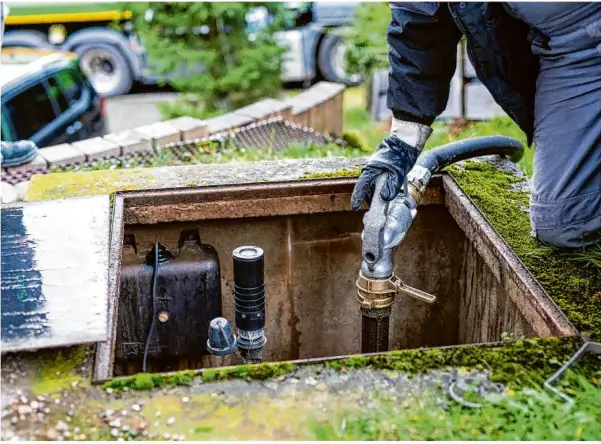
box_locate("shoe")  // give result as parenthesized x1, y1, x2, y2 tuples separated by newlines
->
(0, 141, 39, 167)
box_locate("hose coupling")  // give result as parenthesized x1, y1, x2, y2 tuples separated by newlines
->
(356, 271, 437, 309)
(406, 165, 431, 206)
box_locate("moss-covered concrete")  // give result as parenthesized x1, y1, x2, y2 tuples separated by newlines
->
(25, 169, 156, 202)
(25, 158, 367, 202)
(449, 161, 600, 341)
(301, 168, 361, 179)
(99, 337, 597, 393)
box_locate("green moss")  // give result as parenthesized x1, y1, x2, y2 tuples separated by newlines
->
(449, 161, 600, 340)
(103, 362, 298, 391)
(133, 373, 154, 390)
(103, 370, 197, 391)
(25, 169, 156, 202)
(322, 337, 593, 387)
(100, 338, 595, 394)
(194, 425, 214, 434)
(301, 168, 361, 180)
(341, 130, 371, 153)
(184, 182, 198, 187)
(31, 345, 90, 395)
(201, 362, 297, 382)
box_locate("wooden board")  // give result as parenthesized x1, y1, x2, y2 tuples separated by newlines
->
(1, 196, 111, 353)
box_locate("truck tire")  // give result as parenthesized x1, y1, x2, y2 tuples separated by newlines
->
(317, 33, 361, 86)
(2, 30, 53, 49)
(367, 69, 392, 122)
(74, 43, 133, 97)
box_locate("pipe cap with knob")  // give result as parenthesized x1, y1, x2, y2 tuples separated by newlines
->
(207, 317, 238, 357)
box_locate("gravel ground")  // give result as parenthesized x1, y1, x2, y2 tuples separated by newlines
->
(1, 348, 497, 441)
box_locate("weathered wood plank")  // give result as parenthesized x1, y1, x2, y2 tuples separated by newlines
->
(1, 196, 111, 352)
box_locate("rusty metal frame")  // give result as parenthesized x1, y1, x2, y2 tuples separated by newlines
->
(443, 175, 578, 339)
(92, 173, 579, 383)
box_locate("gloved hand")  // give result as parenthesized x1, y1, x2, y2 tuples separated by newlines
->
(351, 119, 432, 211)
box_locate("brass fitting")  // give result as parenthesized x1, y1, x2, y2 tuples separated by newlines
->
(406, 165, 431, 206)
(407, 182, 424, 206)
(356, 271, 436, 310)
(356, 272, 397, 310)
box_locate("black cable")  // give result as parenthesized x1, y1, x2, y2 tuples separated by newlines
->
(142, 241, 160, 373)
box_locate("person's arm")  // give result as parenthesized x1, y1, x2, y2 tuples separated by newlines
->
(351, 2, 461, 211)
(387, 2, 461, 125)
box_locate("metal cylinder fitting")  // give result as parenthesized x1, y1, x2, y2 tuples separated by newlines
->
(207, 317, 238, 357)
(356, 272, 397, 310)
(232, 246, 267, 363)
(233, 246, 265, 331)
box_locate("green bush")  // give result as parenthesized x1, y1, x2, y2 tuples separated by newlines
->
(123, 2, 288, 118)
(344, 3, 390, 76)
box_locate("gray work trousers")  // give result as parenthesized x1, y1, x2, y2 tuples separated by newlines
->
(507, 3, 601, 248)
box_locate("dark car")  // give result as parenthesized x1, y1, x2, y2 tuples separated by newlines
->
(1, 48, 106, 148)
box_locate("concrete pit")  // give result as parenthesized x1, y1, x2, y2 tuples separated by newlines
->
(96, 175, 576, 380)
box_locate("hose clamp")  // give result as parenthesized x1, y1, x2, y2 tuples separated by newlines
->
(356, 271, 437, 309)
(356, 272, 396, 309)
(406, 165, 431, 206)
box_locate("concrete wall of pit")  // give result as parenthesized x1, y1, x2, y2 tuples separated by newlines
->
(109, 180, 555, 376)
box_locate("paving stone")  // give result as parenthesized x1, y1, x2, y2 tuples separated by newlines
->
(71, 138, 121, 161)
(2, 155, 48, 175)
(287, 89, 323, 115)
(204, 113, 254, 135)
(103, 130, 153, 156)
(38, 144, 85, 166)
(165, 117, 208, 141)
(234, 99, 292, 121)
(134, 122, 181, 148)
(1, 182, 18, 203)
(13, 181, 30, 201)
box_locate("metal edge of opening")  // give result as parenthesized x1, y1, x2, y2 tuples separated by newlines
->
(442, 173, 579, 339)
(91, 172, 579, 383)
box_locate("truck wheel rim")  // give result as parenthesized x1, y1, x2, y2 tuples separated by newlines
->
(332, 40, 362, 84)
(332, 40, 348, 81)
(80, 49, 122, 95)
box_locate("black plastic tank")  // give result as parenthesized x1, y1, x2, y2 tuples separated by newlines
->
(114, 229, 221, 375)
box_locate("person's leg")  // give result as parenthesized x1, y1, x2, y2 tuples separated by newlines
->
(530, 12, 601, 248)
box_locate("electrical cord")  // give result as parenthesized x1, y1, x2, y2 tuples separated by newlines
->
(142, 241, 160, 372)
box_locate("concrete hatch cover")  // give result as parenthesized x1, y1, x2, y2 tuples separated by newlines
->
(1, 196, 111, 353)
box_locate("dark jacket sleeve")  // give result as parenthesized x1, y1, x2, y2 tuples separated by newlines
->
(387, 2, 461, 125)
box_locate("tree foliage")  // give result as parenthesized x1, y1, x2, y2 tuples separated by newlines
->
(123, 2, 289, 117)
(344, 3, 390, 76)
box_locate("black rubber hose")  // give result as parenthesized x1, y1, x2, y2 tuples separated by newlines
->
(416, 135, 524, 173)
(361, 308, 391, 354)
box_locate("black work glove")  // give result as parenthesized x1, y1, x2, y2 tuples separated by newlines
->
(351, 134, 420, 211)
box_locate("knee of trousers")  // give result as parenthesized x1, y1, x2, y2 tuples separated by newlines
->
(530, 190, 601, 248)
